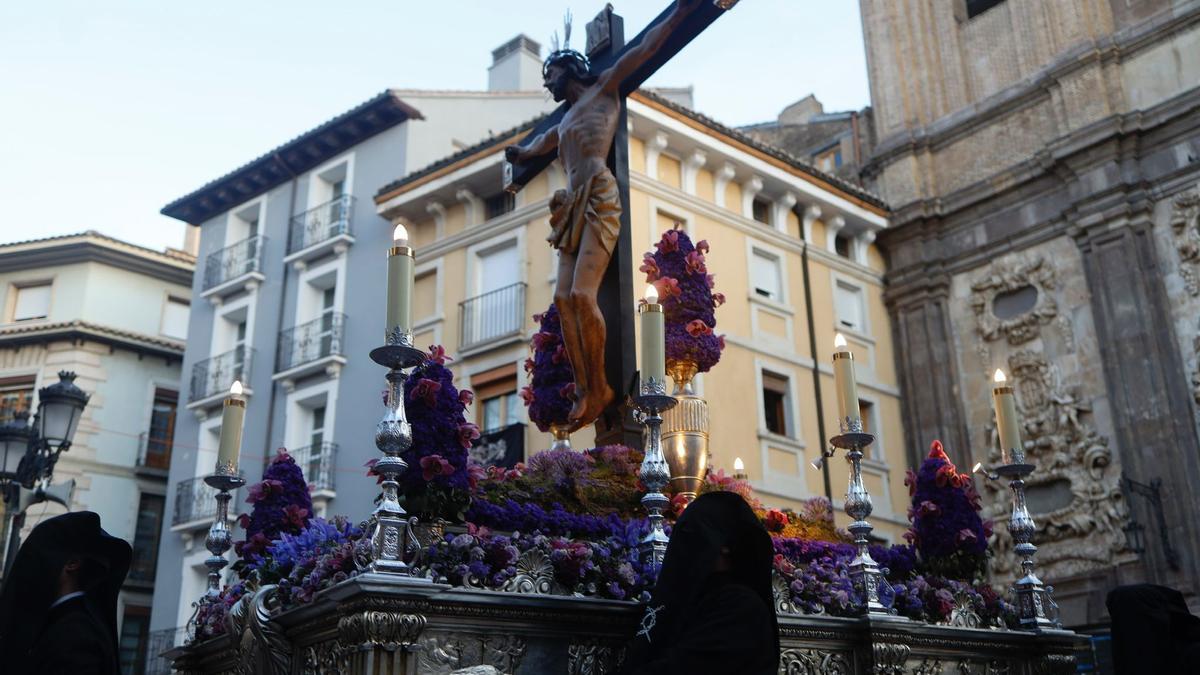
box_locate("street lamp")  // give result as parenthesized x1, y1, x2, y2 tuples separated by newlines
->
(1, 371, 89, 576)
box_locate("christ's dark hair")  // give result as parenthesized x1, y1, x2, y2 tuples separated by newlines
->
(543, 49, 597, 84)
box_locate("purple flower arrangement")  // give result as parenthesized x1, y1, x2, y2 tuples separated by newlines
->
(369, 345, 481, 522)
(520, 304, 576, 432)
(640, 228, 725, 372)
(904, 440, 992, 581)
(235, 449, 313, 563)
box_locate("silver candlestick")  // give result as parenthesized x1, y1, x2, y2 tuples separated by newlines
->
(830, 417, 892, 616)
(187, 468, 244, 642)
(635, 376, 677, 567)
(995, 458, 1059, 629)
(361, 328, 427, 575)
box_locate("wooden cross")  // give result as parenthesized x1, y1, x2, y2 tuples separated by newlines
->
(505, 1, 738, 448)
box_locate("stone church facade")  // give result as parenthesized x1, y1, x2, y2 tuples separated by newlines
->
(859, 0, 1200, 627)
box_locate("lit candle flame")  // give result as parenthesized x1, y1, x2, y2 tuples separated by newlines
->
(393, 223, 409, 246)
(644, 284, 659, 304)
(834, 333, 848, 349)
(993, 368, 1007, 384)
(810, 456, 824, 471)
(972, 462, 983, 474)
(734, 457, 744, 472)
(230, 380, 243, 396)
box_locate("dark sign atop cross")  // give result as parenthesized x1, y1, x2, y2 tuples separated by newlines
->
(503, 0, 738, 448)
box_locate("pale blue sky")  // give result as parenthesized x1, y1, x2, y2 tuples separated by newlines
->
(0, 1, 869, 252)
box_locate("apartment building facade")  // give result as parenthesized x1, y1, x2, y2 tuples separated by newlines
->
(0, 231, 194, 673)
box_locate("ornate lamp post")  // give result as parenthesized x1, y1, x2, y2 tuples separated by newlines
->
(0, 371, 89, 576)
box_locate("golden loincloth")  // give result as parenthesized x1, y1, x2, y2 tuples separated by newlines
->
(547, 167, 622, 256)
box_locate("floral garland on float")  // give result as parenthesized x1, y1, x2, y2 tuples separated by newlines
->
(520, 304, 576, 449)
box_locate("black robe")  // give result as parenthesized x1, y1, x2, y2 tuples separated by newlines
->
(1107, 583, 1200, 674)
(0, 511, 131, 675)
(623, 491, 780, 675)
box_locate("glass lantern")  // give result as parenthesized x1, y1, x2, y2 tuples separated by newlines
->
(35, 371, 90, 452)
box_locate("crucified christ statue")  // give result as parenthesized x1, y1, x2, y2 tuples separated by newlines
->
(506, 0, 702, 433)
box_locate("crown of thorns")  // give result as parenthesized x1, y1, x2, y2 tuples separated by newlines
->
(543, 10, 591, 77)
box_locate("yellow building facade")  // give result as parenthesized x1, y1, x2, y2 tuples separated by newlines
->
(375, 91, 907, 539)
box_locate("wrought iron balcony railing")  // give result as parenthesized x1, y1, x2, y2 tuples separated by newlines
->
(137, 431, 173, 471)
(459, 282, 526, 351)
(203, 235, 264, 290)
(288, 195, 355, 255)
(145, 627, 187, 675)
(173, 475, 240, 525)
(190, 346, 253, 402)
(290, 441, 337, 493)
(276, 313, 346, 372)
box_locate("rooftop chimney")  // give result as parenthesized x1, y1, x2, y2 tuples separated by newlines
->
(489, 35, 543, 91)
(778, 95, 825, 125)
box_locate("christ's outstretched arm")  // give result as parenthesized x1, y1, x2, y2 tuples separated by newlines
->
(506, 126, 559, 164)
(598, 0, 702, 94)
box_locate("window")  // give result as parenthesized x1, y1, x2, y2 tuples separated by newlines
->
(816, 147, 843, 172)
(750, 249, 783, 300)
(751, 197, 771, 225)
(161, 296, 190, 340)
(0, 375, 35, 423)
(303, 405, 328, 480)
(834, 234, 851, 259)
(12, 282, 51, 321)
(118, 605, 151, 674)
(484, 192, 516, 220)
(129, 494, 164, 583)
(319, 287, 337, 354)
(761, 372, 790, 436)
(834, 280, 866, 333)
(145, 388, 178, 469)
(471, 363, 521, 433)
(965, 0, 1005, 19)
(858, 399, 882, 460)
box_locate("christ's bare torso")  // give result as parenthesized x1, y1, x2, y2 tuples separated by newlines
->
(557, 86, 620, 192)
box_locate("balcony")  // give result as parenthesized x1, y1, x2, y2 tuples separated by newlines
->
(459, 282, 526, 353)
(273, 313, 346, 389)
(189, 346, 253, 408)
(136, 432, 172, 478)
(285, 195, 355, 267)
(172, 475, 241, 529)
(201, 235, 266, 301)
(145, 627, 187, 675)
(290, 441, 337, 495)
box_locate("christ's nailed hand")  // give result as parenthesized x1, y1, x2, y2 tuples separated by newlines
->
(504, 145, 523, 163)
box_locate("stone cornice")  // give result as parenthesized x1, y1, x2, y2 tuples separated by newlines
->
(0, 319, 185, 359)
(0, 232, 194, 286)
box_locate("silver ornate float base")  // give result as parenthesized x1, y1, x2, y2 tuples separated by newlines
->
(167, 575, 1084, 675)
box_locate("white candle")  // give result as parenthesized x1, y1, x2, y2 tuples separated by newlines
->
(216, 381, 245, 474)
(640, 285, 665, 391)
(832, 333, 860, 429)
(733, 456, 747, 480)
(992, 369, 1024, 464)
(386, 223, 414, 336)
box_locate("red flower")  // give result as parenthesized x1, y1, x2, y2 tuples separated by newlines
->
(652, 276, 681, 299)
(916, 500, 940, 517)
(982, 520, 994, 538)
(696, 239, 710, 254)
(640, 253, 660, 282)
(467, 463, 487, 490)
(410, 377, 442, 407)
(559, 381, 577, 400)
(420, 454, 453, 481)
(245, 479, 284, 504)
(717, 335, 726, 350)
(712, 292, 726, 306)
(903, 530, 917, 544)
(519, 385, 534, 405)
(670, 493, 690, 517)
(532, 312, 545, 323)
(523, 357, 535, 373)
(705, 273, 715, 289)
(956, 528, 978, 545)
(283, 504, 309, 528)
(764, 509, 789, 532)
(686, 319, 713, 337)
(655, 229, 680, 253)
(427, 345, 453, 365)
(532, 331, 559, 350)
(935, 464, 956, 488)
(552, 344, 568, 364)
(685, 250, 706, 275)
(904, 468, 918, 496)
(459, 389, 475, 406)
(928, 440, 948, 461)
(457, 422, 481, 449)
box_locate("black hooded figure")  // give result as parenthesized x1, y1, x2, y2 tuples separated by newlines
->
(0, 511, 132, 675)
(622, 491, 780, 674)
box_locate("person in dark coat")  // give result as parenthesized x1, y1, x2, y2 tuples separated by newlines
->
(0, 511, 132, 675)
(623, 491, 780, 675)
(1107, 583, 1200, 674)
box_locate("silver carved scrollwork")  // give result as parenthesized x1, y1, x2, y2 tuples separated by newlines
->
(338, 611, 427, 651)
(981, 349, 1127, 582)
(871, 642, 910, 675)
(501, 548, 560, 595)
(1169, 188, 1200, 295)
(225, 585, 291, 675)
(910, 657, 943, 675)
(778, 648, 852, 675)
(304, 640, 351, 675)
(948, 594, 983, 629)
(568, 639, 626, 675)
(772, 570, 799, 615)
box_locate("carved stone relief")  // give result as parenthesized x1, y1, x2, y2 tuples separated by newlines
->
(303, 640, 351, 675)
(338, 610, 427, 651)
(981, 350, 1128, 580)
(910, 658, 943, 675)
(870, 642, 910, 675)
(969, 257, 1073, 363)
(1169, 188, 1200, 295)
(777, 647, 852, 675)
(567, 638, 626, 675)
(415, 631, 527, 674)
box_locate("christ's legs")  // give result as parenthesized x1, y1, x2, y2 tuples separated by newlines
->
(565, 228, 615, 432)
(553, 249, 588, 407)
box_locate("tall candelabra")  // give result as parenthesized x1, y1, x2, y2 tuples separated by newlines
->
(187, 467, 244, 642)
(361, 330, 427, 575)
(830, 417, 893, 616)
(635, 376, 677, 567)
(995, 454, 1059, 630)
